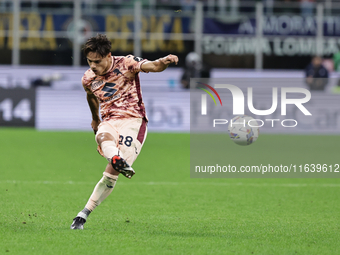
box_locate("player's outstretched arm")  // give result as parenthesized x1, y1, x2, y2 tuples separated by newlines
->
(84, 86, 101, 134)
(141, 54, 179, 73)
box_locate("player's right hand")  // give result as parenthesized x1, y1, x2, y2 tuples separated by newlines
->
(161, 54, 179, 65)
(91, 119, 101, 134)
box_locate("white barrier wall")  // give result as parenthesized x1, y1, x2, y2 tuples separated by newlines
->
(36, 88, 190, 132)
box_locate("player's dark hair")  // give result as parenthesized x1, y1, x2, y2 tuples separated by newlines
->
(83, 34, 111, 57)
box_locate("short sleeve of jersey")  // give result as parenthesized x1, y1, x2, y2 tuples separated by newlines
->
(125, 55, 149, 74)
(81, 76, 86, 87)
(81, 69, 96, 91)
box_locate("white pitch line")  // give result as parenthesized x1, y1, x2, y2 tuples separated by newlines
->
(1, 180, 340, 187)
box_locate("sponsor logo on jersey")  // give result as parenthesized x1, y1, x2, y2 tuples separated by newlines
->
(91, 80, 104, 90)
(113, 69, 123, 76)
(101, 93, 121, 103)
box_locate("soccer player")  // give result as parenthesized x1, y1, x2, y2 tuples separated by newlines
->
(70, 34, 178, 229)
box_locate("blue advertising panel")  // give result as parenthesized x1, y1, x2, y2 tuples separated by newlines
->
(204, 16, 340, 37)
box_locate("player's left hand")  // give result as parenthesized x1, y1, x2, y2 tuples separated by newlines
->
(161, 54, 179, 66)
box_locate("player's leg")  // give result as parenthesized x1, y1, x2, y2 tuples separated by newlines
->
(70, 166, 118, 230)
(81, 118, 147, 221)
(71, 123, 122, 230)
(96, 130, 135, 179)
(117, 118, 148, 167)
(70, 121, 139, 229)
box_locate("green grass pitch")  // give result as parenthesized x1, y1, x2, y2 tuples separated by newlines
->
(0, 128, 340, 254)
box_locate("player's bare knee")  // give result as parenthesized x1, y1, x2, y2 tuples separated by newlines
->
(95, 132, 115, 146)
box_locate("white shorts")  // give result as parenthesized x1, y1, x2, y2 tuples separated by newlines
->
(96, 118, 147, 166)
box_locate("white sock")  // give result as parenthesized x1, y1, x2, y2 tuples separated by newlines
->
(100, 140, 124, 161)
(77, 208, 91, 220)
(84, 172, 118, 212)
